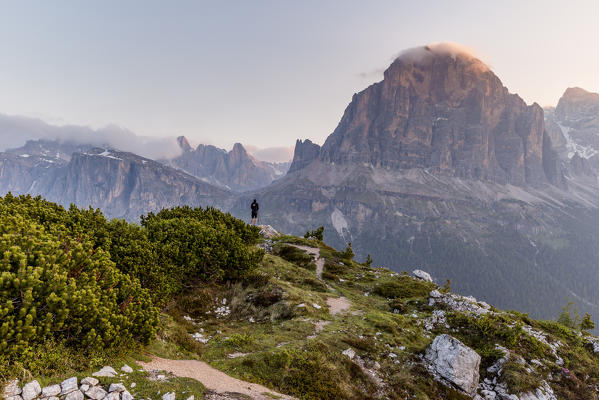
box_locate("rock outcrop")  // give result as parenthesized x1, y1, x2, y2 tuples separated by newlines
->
(288, 139, 320, 173)
(318, 45, 558, 187)
(424, 334, 481, 396)
(168, 140, 288, 192)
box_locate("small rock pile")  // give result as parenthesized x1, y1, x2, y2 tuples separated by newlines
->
(3, 373, 132, 400)
(2, 365, 188, 400)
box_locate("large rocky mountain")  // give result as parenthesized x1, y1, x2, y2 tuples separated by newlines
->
(0, 140, 229, 220)
(166, 138, 289, 192)
(230, 45, 599, 324)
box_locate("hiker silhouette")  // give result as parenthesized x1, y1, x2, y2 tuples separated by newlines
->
(250, 199, 259, 225)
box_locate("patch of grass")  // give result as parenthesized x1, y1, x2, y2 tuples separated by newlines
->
(500, 360, 542, 393)
(373, 275, 433, 299)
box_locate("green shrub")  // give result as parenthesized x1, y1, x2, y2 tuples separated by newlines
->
(304, 226, 324, 241)
(275, 245, 314, 270)
(0, 196, 159, 365)
(373, 276, 432, 299)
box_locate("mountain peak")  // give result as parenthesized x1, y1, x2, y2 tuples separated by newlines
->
(395, 42, 490, 72)
(560, 87, 599, 103)
(177, 136, 193, 152)
(318, 44, 555, 187)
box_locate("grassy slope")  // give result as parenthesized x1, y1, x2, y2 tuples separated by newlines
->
(151, 235, 599, 400)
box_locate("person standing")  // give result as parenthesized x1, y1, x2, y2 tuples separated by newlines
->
(250, 199, 259, 225)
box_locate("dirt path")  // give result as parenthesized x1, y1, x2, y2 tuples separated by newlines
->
(139, 357, 294, 400)
(289, 244, 352, 317)
(289, 244, 324, 279)
(326, 296, 351, 315)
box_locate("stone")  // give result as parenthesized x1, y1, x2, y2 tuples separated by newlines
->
(6, 396, 23, 400)
(22, 381, 41, 400)
(412, 269, 433, 282)
(93, 366, 118, 377)
(121, 391, 133, 400)
(80, 385, 90, 393)
(108, 384, 126, 393)
(41, 384, 61, 397)
(129, 383, 136, 389)
(85, 386, 107, 400)
(121, 365, 133, 374)
(81, 378, 99, 387)
(185, 396, 194, 400)
(105, 392, 120, 400)
(4, 380, 22, 397)
(61, 378, 78, 395)
(47, 397, 59, 400)
(258, 224, 280, 239)
(342, 348, 356, 359)
(65, 390, 85, 400)
(162, 393, 175, 400)
(519, 381, 557, 400)
(424, 334, 481, 396)
(288, 139, 321, 173)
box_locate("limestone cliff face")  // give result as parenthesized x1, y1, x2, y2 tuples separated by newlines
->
(318, 46, 557, 186)
(288, 139, 320, 173)
(42, 149, 229, 220)
(168, 141, 288, 192)
(0, 141, 230, 221)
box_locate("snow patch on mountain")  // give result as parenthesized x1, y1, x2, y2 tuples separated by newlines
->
(331, 208, 349, 237)
(558, 122, 598, 159)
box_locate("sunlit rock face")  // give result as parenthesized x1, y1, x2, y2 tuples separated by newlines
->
(319, 45, 559, 186)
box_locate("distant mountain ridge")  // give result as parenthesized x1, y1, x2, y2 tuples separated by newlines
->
(0, 139, 229, 220)
(166, 137, 289, 192)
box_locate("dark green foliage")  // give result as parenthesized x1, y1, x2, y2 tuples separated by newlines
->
(373, 276, 433, 299)
(274, 245, 314, 270)
(0, 195, 263, 378)
(0, 194, 159, 368)
(140, 206, 264, 300)
(304, 226, 324, 241)
(580, 313, 595, 331)
(324, 261, 345, 276)
(364, 254, 373, 267)
(558, 300, 581, 329)
(340, 242, 354, 260)
(240, 343, 364, 399)
(143, 206, 261, 245)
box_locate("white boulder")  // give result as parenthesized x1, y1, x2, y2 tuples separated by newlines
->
(412, 269, 433, 282)
(81, 378, 99, 387)
(93, 366, 118, 378)
(22, 381, 41, 400)
(4, 380, 22, 398)
(41, 384, 61, 397)
(85, 386, 108, 400)
(424, 334, 481, 396)
(121, 365, 133, 374)
(162, 393, 176, 400)
(61, 377, 78, 395)
(65, 390, 85, 400)
(108, 384, 126, 393)
(519, 381, 557, 400)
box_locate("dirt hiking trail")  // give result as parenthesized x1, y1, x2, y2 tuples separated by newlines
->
(140, 357, 295, 400)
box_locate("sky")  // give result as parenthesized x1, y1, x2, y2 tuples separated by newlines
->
(0, 0, 598, 158)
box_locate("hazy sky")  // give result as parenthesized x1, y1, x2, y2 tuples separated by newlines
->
(1, 1, 598, 151)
